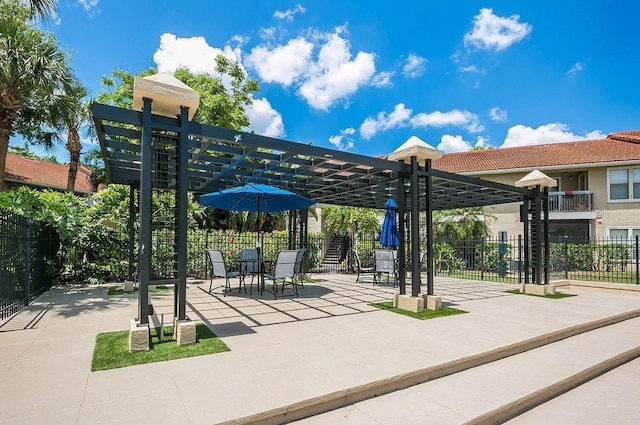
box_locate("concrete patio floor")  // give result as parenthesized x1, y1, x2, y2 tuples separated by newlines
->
(1, 275, 639, 424)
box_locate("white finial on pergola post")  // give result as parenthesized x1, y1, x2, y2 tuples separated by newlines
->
(388, 135, 443, 162)
(515, 170, 557, 189)
(133, 73, 200, 119)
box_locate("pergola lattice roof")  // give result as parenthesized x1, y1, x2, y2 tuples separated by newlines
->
(92, 103, 533, 210)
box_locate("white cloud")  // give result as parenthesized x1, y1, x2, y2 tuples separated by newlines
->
(246, 28, 378, 110)
(153, 33, 243, 75)
(437, 135, 489, 153)
(459, 64, 486, 74)
(360, 104, 413, 139)
(402, 54, 427, 78)
(274, 5, 306, 21)
(567, 62, 584, 77)
(245, 38, 314, 86)
(329, 128, 356, 151)
(78, 0, 100, 15)
(464, 8, 532, 51)
(360, 105, 484, 139)
(501, 123, 606, 148)
(245, 97, 285, 138)
(489, 107, 508, 122)
(371, 71, 394, 87)
(411, 110, 484, 133)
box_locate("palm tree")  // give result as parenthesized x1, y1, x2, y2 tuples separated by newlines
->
(26, 0, 57, 19)
(0, 0, 73, 191)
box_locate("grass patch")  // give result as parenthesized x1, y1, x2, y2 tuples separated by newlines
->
(108, 285, 170, 296)
(370, 301, 467, 320)
(91, 323, 230, 371)
(505, 289, 577, 299)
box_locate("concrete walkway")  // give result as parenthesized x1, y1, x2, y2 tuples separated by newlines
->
(0, 276, 639, 424)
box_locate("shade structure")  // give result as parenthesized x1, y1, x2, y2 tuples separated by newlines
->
(199, 183, 316, 212)
(380, 198, 400, 249)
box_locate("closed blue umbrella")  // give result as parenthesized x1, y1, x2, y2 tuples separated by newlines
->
(380, 198, 399, 249)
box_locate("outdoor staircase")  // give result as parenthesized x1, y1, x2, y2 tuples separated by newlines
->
(321, 235, 346, 270)
(227, 308, 640, 424)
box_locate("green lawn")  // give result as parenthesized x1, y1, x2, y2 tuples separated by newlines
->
(370, 301, 467, 320)
(108, 285, 170, 296)
(91, 323, 230, 371)
(505, 289, 577, 299)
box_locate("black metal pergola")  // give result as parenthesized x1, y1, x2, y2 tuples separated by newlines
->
(92, 101, 545, 327)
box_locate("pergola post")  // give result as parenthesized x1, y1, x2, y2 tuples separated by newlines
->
(137, 97, 153, 326)
(515, 170, 557, 295)
(409, 156, 420, 297)
(397, 167, 406, 295)
(424, 159, 434, 296)
(176, 105, 189, 321)
(388, 136, 443, 312)
(522, 198, 530, 285)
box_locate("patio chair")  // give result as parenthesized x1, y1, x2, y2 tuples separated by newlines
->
(294, 248, 307, 288)
(206, 249, 242, 296)
(352, 249, 375, 283)
(374, 249, 398, 286)
(239, 248, 260, 295)
(265, 250, 299, 298)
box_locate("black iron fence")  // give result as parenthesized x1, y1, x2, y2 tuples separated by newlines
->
(432, 236, 640, 285)
(0, 208, 59, 320)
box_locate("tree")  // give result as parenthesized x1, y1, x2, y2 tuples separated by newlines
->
(46, 79, 90, 193)
(432, 207, 494, 243)
(97, 56, 259, 130)
(25, 0, 56, 19)
(0, 0, 73, 190)
(321, 206, 380, 244)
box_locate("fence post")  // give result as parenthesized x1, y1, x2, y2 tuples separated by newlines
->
(636, 235, 640, 285)
(480, 236, 485, 281)
(564, 237, 569, 280)
(24, 218, 31, 306)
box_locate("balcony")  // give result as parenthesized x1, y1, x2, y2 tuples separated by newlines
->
(548, 190, 595, 220)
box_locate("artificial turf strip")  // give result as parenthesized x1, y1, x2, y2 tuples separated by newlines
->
(91, 324, 230, 371)
(505, 289, 577, 299)
(370, 301, 467, 320)
(108, 285, 170, 296)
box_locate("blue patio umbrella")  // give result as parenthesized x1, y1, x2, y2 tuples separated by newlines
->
(199, 183, 315, 213)
(380, 198, 400, 249)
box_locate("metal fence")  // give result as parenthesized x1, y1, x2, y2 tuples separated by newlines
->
(0, 208, 59, 320)
(432, 236, 640, 285)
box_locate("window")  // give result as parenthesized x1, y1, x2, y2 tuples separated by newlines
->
(608, 167, 640, 201)
(608, 228, 640, 260)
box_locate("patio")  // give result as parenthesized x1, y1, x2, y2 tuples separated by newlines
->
(1, 275, 640, 424)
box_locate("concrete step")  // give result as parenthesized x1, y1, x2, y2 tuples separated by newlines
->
(221, 309, 640, 425)
(291, 315, 640, 425)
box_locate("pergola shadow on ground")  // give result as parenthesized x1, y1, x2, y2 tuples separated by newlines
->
(91, 87, 546, 338)
(143, 275, 515, 337)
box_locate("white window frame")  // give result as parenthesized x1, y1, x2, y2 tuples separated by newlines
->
(607, 166, 640, 203)
(607, 227, 640, 260)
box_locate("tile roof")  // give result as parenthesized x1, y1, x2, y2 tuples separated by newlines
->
(5, 153, 93, 193)
(433, 132, 640, 173)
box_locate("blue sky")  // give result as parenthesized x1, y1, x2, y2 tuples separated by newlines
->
(11, 0, 640, 162)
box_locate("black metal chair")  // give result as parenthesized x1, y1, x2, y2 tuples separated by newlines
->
(352, 249, 375, 283)
(374, 249, 398, 286)
(265, 250, 300, 298)
(294, 248, 307, 288)
(239, 248, 260, 295)
(206, 249, 242, 296)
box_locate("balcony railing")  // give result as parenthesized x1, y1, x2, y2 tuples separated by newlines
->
(548, 190, 594, 212)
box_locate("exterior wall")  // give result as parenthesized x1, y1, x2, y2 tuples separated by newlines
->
(469, 165, 640, 241)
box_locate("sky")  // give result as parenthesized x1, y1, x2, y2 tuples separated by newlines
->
(10, 0, 640, 163)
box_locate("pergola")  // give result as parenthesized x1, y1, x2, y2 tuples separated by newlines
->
(91, 77, 548, 348)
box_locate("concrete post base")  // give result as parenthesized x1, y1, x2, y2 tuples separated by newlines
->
(123, 281, 135, 292)
(393, 294, 425, 313)
(521, 283, 556, 296)
(176, 320, 196, 346)
(425, 295, 442, 310)
(128, 319, 150, 352)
